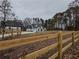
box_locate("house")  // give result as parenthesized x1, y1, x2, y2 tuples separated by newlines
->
(23, 17, 46, 32)
(26, 24, 46, 32)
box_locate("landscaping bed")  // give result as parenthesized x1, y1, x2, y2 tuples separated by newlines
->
(63, 40, 79, 59)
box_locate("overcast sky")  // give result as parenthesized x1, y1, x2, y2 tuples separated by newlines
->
(10, 0, 73, 20)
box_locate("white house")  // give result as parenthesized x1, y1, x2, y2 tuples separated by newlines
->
(23, 18, 46, 32)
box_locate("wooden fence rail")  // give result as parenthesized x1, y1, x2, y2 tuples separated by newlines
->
(0, 27, 21, 35)
(0, 31, 79, 59)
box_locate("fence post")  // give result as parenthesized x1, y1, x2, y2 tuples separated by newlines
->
(20, 28, 22, 35)
(11, 28, 13, 37)
(72, 31, 75, 46)
(17, 27, 19, 35)
(58, 31, 62, 59)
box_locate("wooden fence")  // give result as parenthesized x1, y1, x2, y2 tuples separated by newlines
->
(0, 31, 79, 59)
(0, 27, 22, 35)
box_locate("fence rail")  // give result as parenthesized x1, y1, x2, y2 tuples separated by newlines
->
(0, 27, 21, 35)
(0, 31, 79, 59)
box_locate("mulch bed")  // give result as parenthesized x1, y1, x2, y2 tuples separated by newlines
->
(62, 40, 79, 59)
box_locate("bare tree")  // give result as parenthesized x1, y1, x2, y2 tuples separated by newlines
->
(0, 0, 12, 40)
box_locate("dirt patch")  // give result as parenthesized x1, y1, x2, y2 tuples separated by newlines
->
(63, 40, 79, 59)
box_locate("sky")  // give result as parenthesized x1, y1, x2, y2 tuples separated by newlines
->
(10, 0, 74, 20)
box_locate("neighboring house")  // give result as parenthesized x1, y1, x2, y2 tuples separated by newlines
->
(26, 24, 46, 32)
(23, 17, 46, 32)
